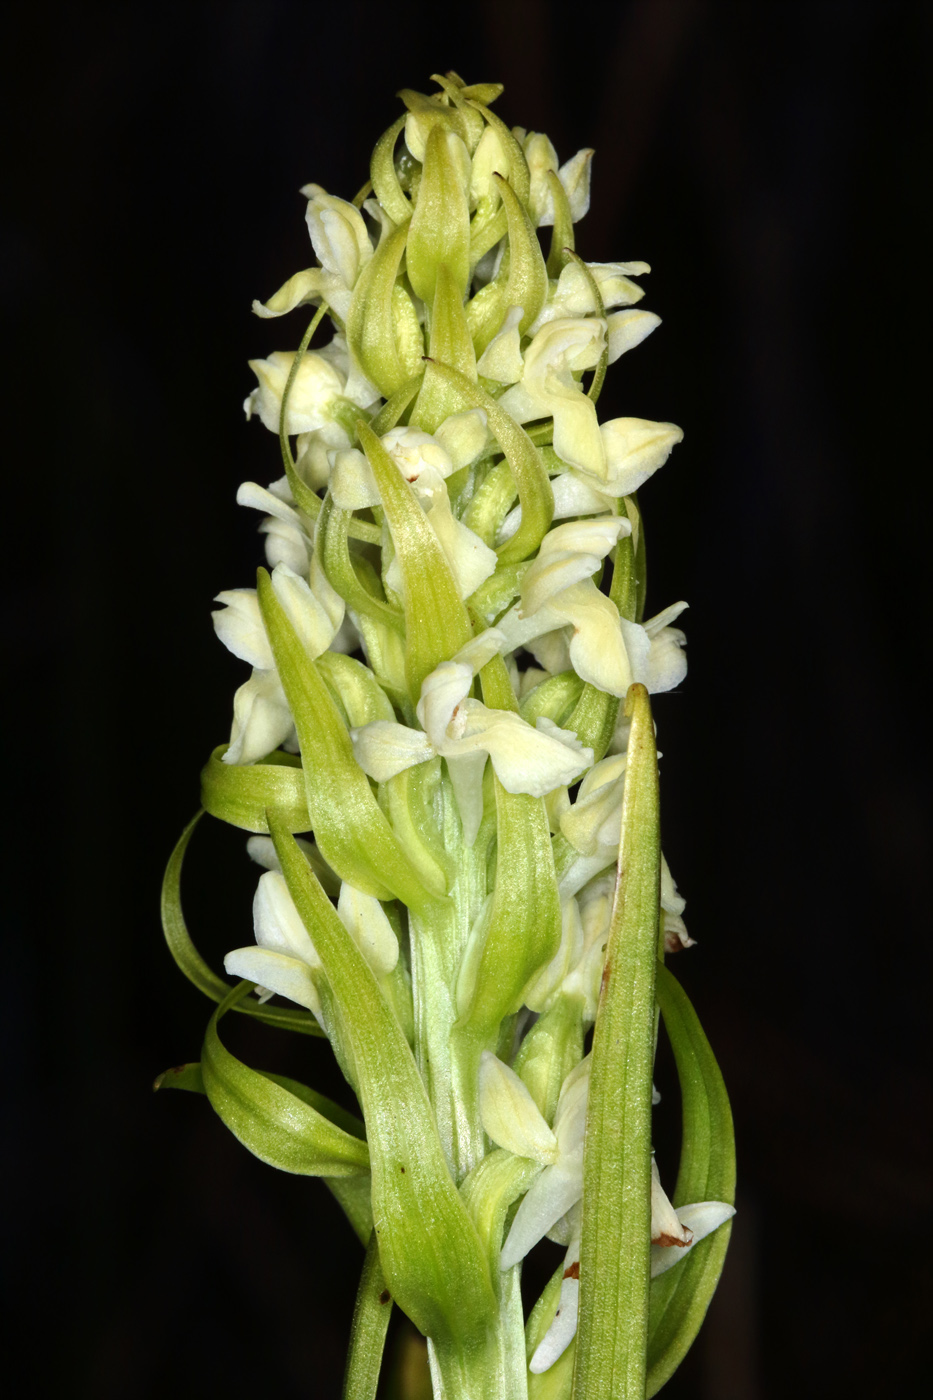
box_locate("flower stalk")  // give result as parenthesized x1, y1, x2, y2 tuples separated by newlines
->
(158, 72, 735, 1398)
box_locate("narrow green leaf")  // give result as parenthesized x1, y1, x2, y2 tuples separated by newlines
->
(384, 757, 453, 899)
(632, 493, 648, 623)
(343, 1234, 394, 1400)
(566, 686, 620, 766)
(518, 671, 584, 729)
(257, 568, 431, 909)
(153, 1056, 376, 1238)
(572, 684, 660, 1400)
(316, 651, 396, 727)
(200, 745, 310, 833)
(460, 1148, 540, 1288)
(269, 812, 497, 1350)
(646, 965, 736, 1397)
(609, 498, 638, 623)
(420, 362, 554, 564)
(357, 420, 472, 701)
(468, 559, 527, 625)
(201, 985, 371, 1176)
(161, 812, 323, 1036)
(461, 460, 518, 550)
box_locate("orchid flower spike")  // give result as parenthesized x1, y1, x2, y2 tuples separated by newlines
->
(160, 71, 733, 1400)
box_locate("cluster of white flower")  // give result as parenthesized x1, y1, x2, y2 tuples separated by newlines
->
(204, 76, 730, 1377)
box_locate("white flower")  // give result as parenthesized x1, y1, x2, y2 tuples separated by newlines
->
(225, 667, 297, 766)
(250, 186, 374, 326)
(213, 562, 344, 765)
(529, 259, 650, 334)
(526, 1152, 735, 1374)
(350, 633, 593, 840)
(224, 869, 400, 1026)
(606, 308, 661, 365)
(498, 319, 607, 479)
(496, 520, 689, 699)
(523, 133, 593, 227)
(597, 417, 684, 496)
(244, 333, 377, 435)
(331, 414, 487, 510)
(498, 1057, 591, 1270)
(224, 869, 325, 1018)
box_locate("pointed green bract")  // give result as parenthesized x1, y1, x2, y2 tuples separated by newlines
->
(407, 124, 471, 304)
(357, 420, 472, 699)
(412, 262, 477, 431)
(492, 172, 548, 337)
(370, 369, 425, 434)
(347, 220, 421, 397)
(269, 811, 498, 1350)
(370, 115, 411, 225)
(457, 657, 562, 1034)
(572, 684, 661, 1400)
(201, 984, 371, 1176)
(257, 567, 431, 908)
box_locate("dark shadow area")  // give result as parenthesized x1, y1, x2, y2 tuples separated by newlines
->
(4, 1, 929, 1395)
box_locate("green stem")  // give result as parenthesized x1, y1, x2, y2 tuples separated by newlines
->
(572, 684, 661, 1399)
(428, 1276, 528, 1400)
(343, 1234, 393, 1400)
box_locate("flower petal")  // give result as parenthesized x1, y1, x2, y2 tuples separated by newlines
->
(337, 882, 399, 977)
(253, 869, 320, 965)
(451, 704, 593, 797)
(500, 1162, 583, 1270)
(599, 417, 683, 495)
(350, 720, 435, 781)
(212, 589, 273, 671)
(222, 946, 323, 1019)
(651, 1201, 736, 1278)
(606, 309, 660, 364)
(224, 669, 295, 765)
(479, 1051, 559, 1164)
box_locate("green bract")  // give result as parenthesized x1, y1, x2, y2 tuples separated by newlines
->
(160, 70, 731, 1400)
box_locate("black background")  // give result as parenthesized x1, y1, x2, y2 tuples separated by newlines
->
(5, 1, 930, 1395)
